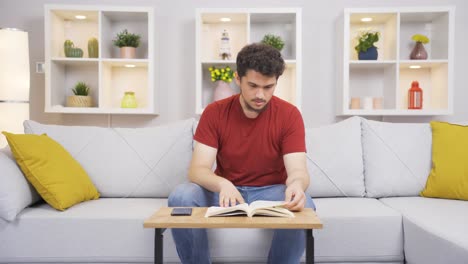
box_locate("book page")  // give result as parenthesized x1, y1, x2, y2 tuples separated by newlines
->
(249, 200, 287, 210)
(249, 200, 294, 218)
(252, 207, 295, 218)
(204, 203, 250, 217)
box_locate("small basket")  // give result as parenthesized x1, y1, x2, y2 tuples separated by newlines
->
(67, 96, 93, 107)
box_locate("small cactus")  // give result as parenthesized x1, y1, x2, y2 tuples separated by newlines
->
(88, 37, 99, 58)
(64, 39, 74, 57)
(64, 39, 84, 58)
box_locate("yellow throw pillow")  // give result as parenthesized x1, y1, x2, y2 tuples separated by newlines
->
(420, 121, 468, 200)
(2, 132, 100, 210)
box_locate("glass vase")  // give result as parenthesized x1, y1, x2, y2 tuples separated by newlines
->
(121, 91, 137, 108)
(410, 42, 428, 60)
(213, 81, 234, 102)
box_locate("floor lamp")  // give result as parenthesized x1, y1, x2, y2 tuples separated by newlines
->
(0, 28, 30, 148)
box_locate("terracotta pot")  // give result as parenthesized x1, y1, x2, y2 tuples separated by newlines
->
(350, 98, 361, 109)
(373, 97, 384, 109)
(120, 47, 136, 59)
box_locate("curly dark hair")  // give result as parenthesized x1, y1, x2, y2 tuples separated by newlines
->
(236, 43, 285, 79)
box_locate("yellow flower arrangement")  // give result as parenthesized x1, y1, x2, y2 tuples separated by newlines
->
(412, 34, 430, 44)
(208, 66, 234, 83)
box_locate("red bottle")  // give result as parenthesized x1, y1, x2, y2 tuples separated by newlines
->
(408, 81, 423, 109)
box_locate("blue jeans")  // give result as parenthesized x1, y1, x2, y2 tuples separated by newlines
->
(168, 182, 316, 264)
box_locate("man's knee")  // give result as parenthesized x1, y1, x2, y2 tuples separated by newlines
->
(168, 182, 205, 207)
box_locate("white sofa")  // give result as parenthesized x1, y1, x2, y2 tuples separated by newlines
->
(1, 117, 467, 264)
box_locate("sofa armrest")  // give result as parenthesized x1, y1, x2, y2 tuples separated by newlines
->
(0, 147, 40, 221)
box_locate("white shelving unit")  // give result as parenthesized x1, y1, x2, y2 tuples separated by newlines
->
(337, 6, 455, 116)
(195, 8, 302, 114)
(44, 5, 156, 114)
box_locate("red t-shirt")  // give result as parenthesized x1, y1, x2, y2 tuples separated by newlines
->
(194, 94, 306, 186)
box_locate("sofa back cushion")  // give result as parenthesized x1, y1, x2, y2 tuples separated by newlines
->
(361, 118, 432, 198)
(305, 116, 365, 197)
(24, 119, 195, 198)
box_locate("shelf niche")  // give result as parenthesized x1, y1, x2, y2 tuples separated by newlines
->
(196, 8, 302, 114)
(45, 5, 155, 114)
(337, 6, 454, 116)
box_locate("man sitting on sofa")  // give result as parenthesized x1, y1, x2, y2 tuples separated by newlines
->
(168, 43, 315, 264)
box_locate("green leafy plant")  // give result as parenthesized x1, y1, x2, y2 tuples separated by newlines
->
(412, 34, 430, 44)
(112, 29, 141, 48)
(355, 29, 380, 53)
(261, 34, 285, 51)
(208, 66, 234, 83)
(72, 82, 90, 96)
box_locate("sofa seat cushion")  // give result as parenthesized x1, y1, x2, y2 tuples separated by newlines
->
(313, 198, 403, 262)
(0, 198, 311, 263)
(0, 198, 165, 263)
(380, 197, 468, 264)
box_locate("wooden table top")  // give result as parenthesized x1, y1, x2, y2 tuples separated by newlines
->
(143, 207, 323, 229)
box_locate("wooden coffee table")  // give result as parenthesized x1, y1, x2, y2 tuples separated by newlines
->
(144, 207, 323, 264)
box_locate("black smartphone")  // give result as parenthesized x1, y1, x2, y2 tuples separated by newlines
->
(171, 207, 193, 216)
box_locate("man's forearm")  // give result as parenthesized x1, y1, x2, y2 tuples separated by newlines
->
(283, 152, 309, 191)
(286, 171, 310, 190)
(189, 167, 231, 193)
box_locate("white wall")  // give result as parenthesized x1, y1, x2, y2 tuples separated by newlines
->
(1, 0, 467, 128)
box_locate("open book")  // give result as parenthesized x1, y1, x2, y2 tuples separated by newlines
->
(204, 200, 294, 218)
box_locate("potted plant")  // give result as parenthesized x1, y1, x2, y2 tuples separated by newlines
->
(261, 34, 285, 51)
(112, 29, 141, 59)
(410, 34, 429, 60)
(355, 29, 380, 60)
(67, 82, 93, 107)
(208, 66, 235, 101)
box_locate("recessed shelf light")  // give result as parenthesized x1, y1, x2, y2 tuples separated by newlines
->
(361, 17, 373, 22)
(409, 65, 421, 69)
(124, 64, 136, 68)
(220, 17, 231, 22)
(75, 15, 87, 20)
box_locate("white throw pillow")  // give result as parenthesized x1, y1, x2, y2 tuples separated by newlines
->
(305, 116, 365, 197)
(24, 119, 195, 198)
(0, 147, 40, 221)
(361, 118, 432, 197)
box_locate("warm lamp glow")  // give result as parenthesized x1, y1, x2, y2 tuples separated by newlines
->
(0, 28, 30, 147)
(361, 17, 373, 22)
(75, 15, 87, 20)
(124, 64, 136, 68)
(409, 65, 421, 69)
(220, 17, 231, 22)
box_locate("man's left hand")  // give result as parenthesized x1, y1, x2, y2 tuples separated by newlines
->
(284, 183, 306, 212)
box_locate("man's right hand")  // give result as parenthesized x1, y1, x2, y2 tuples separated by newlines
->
(218, 180, 245, 207)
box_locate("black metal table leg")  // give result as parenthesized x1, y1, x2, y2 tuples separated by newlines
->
(306, 229, 314, 264)
(155, 228, 164, 264)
